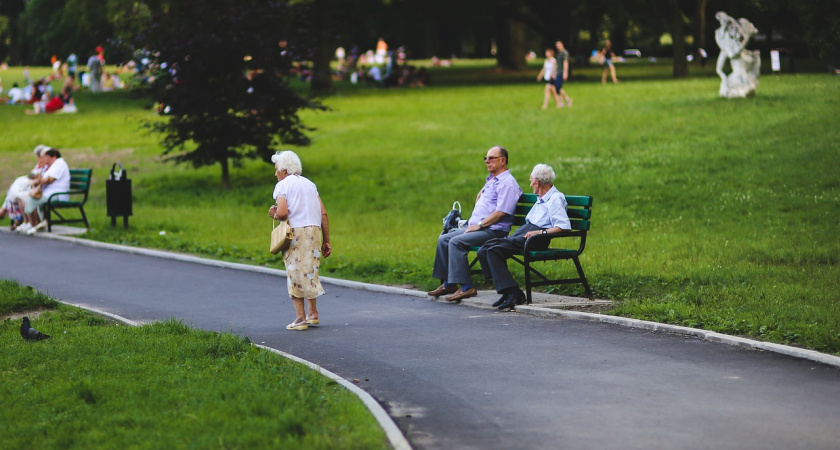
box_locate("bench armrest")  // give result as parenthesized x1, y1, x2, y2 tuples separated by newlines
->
(523, 230, 587, 253)
(47, 189, 88, 203)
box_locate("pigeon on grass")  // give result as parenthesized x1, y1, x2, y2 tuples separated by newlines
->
(20, 316, 51, 341)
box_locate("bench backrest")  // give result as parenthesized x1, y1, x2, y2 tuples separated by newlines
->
(69, 169, 93, 192)
(513, 193, 593, 231)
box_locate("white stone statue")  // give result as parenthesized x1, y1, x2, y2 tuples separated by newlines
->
(715, 11, 761, 98)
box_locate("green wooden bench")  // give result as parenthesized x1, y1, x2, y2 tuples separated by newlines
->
(468, 193, 594, 303)
(45, 168, 92, 232)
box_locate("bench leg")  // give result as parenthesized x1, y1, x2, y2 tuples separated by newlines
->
(79, 206, 89, 229)
(45, 205, 52, 232)
(572, 256, 593, 299)
(524, 260, 533, 304)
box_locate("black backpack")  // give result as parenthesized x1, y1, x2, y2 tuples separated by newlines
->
(441, 201, 461, 235)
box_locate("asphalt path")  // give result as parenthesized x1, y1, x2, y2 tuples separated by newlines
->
(2, 231, 839, 449)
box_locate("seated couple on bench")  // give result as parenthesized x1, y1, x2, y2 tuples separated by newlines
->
(428, 146, 591, 310)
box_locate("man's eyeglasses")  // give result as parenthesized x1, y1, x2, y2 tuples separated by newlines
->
(484, 156, 502, 162)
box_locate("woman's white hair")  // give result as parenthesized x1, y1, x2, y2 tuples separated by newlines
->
(530, 163, 556, 185)
(271, 150, 303, 175)
(33, 144, 48, 156)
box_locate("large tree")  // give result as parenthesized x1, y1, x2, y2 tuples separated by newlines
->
(137, 0, 324, 189)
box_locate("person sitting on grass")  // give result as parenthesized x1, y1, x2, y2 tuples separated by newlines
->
(3, 83, 26, 104)
(476, 163, 571, 311)
(24, 79, 47, 105)
(58, 87, 76, 113)
(25, 91, 64, 115)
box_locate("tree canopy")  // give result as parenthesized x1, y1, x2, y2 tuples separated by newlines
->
(136, 0, 324, 188)
(4, 0, 838, 71)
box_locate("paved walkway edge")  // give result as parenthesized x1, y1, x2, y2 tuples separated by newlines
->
(517, 306, 840, 368)
(33, 231, 840, 370)
(56, 300, 412, 450)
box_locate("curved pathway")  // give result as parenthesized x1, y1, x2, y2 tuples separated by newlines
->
(2, 231, 839, 449)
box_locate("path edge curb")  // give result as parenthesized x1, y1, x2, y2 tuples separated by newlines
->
(516, 305, 840, 368)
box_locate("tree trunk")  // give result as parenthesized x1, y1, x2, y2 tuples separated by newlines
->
(693, 0, 708, 66)
(220, 156, 230, 190)
(8, 19, 23, 65)
(496, 18, 526, 71)
(310, 0, 334, 96)
(667, 0, 689, 78)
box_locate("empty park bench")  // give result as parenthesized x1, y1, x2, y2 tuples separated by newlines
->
(469, 193, 594, 303)
(45, 168, 92, 232)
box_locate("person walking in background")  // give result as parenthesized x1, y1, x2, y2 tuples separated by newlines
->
(428, 146, 522, 303)
(375, 37, 388, 64)
(554, 41, 573, 107)
(600, 39, 619, 84)
(66, 53, 78, 78)
(87, 49, 103, 93)
(268, 151, 332, 331)
(536, 48, 561, 110)
(477, 163, 571, 311)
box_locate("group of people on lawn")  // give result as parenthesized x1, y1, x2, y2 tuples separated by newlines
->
(0, 145, 71, 234)
(429, 146, 571, 311)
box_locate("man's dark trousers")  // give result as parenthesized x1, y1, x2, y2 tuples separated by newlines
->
(477, 223, 545, 293)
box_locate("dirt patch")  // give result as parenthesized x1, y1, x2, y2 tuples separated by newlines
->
(2, 309, 50, 321)
(70, 148, 137, 167)
(552, 303, 616, 314)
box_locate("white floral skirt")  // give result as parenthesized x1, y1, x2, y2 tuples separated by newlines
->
(283, 225, 326, 299)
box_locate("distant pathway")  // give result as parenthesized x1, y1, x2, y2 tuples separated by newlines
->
(2, 231, 839, 450)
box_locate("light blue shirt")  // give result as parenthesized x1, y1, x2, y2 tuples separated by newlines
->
(525, 186, 570, 230)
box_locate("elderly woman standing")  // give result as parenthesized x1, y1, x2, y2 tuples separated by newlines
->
(268, 151, 332, 331)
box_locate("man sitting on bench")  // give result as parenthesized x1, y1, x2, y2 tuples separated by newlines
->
(427, 146, 522, 303)
(477, 163, 570, 310)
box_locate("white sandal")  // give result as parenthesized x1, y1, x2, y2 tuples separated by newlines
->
(286, 319, 308, 331)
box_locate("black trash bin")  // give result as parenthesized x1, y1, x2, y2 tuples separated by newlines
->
(106, 163, 132, 228)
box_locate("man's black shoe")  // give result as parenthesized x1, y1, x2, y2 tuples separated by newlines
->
(492, 293, 513, 308)
(498, 288, 525, 311)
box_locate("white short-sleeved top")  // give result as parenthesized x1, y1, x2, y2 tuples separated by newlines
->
(42, 157, 71, 201)
(272, 174, 321, 228)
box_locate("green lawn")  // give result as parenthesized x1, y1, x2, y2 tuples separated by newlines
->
(1, 61, 838, 354)
(0, 280, 388, 448)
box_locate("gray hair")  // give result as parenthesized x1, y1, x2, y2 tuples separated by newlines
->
(271, 150, 302, 175)
(530, 163, 556, 185)
(33, 145, 48, 156)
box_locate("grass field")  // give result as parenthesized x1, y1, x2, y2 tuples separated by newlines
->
(0, 280, 388, 448)
(1, 61, 838, 354)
